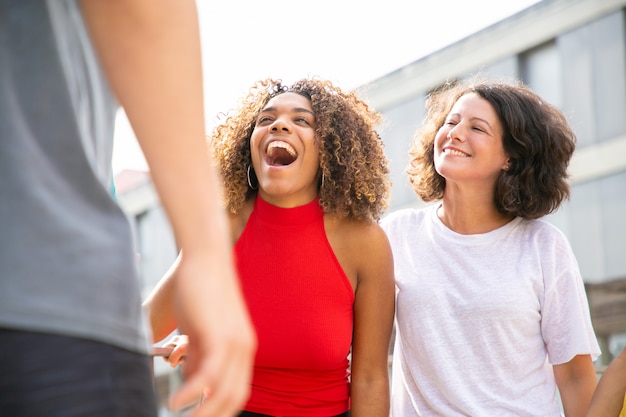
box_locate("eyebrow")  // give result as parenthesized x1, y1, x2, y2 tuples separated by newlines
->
(472, 117, 493, 129)
(449, 113, 494, 130)
(260, 106, 315, 116)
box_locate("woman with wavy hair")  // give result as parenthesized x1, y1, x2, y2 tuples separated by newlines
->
(382, 78, 600, 417)
(146, 78, 395, 417)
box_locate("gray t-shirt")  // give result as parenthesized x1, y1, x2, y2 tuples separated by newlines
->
(0, 0, 150, 353)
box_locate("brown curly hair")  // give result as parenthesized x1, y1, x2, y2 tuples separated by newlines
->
(210, 77, 391, 221)
(407, 77, 576, 220)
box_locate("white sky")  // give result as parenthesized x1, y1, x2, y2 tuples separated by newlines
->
(112, 0, 542, 174)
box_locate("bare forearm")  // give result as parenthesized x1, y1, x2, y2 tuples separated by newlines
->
(142, 256, 180, 342)
(79, 3, 255, 414)
(80, 0, 231, 259)
(350, 378, 390, 417)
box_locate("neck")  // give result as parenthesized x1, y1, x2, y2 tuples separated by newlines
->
(438, 193, 513, 235)
(257, 189, 319, 209)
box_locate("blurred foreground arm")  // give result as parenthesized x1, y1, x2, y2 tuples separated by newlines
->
(80, 1, 256, 415)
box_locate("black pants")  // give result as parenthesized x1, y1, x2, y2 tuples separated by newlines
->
(238, 411, 350, 417)
(0, 329, 158, 417)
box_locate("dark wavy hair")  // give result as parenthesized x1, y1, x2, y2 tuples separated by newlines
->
(210, 77, 391, 222)
(407, 78, 576, 219)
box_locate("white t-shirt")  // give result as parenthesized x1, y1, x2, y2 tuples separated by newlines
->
(381, 204, 600, 417)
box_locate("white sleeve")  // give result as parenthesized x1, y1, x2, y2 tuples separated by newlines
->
(539, 226, 601, 364)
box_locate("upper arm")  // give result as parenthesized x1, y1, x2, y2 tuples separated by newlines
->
(586, 348, 626, 417)
(351, 224, 395, 377)
(79, 0, 203, 116)
(348, 224, 395, 416)
(554, 354, 598, 417)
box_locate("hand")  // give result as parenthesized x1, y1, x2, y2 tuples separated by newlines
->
(169, 252, 256, 417)
(161, 334, 189, 368)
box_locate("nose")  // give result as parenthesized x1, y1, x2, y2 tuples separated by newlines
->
(447, 122, 464, 142)
(269, 117, 291, 133)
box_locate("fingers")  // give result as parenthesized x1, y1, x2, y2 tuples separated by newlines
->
(169, 331, 254, 417)
(163, 335, 189, 367)
(170, 352, 252, 417)
(166, 348, 187, 368)
(169, 251, 256, 416)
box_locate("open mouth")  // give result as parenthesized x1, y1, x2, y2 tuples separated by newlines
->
(267, 141, 297, 166)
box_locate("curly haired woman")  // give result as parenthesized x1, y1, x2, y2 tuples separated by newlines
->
(381, 78, 601, 417)
(145, 78, 395, 417)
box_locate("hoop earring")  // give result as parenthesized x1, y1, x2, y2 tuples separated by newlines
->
(247, 165, 258, 190)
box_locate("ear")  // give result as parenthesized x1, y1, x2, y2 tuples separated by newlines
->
(503, 159, 510, 171)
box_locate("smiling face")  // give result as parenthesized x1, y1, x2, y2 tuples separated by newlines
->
(250, 92, 320, 208)
(434, 92, 509, 190)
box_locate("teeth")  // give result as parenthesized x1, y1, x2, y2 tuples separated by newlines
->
(445, 148, 469, 157)
(268, 141, 296, 157)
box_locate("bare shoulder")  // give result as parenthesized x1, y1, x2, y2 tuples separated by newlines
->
(326, 216, 389, 249)
(325, 215, 393, 288)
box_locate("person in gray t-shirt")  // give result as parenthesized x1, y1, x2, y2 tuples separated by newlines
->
(0, 1, 255, 416)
